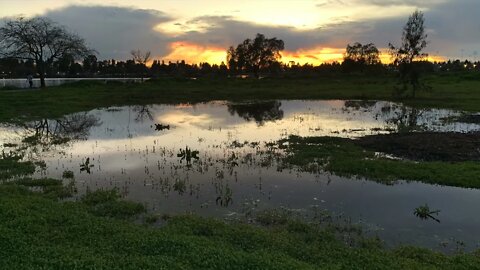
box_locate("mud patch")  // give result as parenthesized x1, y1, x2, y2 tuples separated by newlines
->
(356, 132, 480, 162)
(442, 114, 480, 124)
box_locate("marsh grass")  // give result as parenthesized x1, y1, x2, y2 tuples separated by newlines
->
(280, 135, 480, 188)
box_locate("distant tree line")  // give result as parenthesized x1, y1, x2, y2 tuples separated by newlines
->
(1, 54, 478, 79)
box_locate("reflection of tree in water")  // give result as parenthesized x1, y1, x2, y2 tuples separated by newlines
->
(342, 100, 426, 132)
(23, 113, 101, 145)
(227, 101, 284, 125)
(380, 105, 426, 132)
(133, 105, 154, 123)
(343, 100, 377, 111)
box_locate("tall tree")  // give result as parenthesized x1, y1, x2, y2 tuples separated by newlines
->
(0, 17, 93, 88)
(389, 10, 429, 98)
(343, 42, 380, 72)
(227, 34, 284, 78)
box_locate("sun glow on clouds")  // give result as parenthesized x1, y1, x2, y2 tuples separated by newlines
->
(158, 42, 445, 66)
(162, 42, 227, 64)
(160, 42, 346, 65)
(281, 47, 344, 65)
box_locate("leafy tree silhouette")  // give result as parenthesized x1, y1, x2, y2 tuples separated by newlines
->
(389, 10, 429, 98)
(343, 42, 380, 72)
(228, 101, 284, 126)
(227, 34, 284, 78)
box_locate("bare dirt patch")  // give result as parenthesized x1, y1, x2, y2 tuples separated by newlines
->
(355, 132, 480, 162)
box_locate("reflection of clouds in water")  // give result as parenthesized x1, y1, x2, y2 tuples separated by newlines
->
(0, 126, 23, 142)
(159, 111, 225, 128)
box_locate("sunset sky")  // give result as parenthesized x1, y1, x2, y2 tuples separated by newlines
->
(1, 0, 478, 64)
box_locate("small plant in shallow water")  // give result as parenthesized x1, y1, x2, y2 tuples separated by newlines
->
(173, 179, 187, 195)
(80, 157, 94, 174)
(177, 146, 199, 167)
(215, 184, 233, 207)
(414, 204, 441, 223)
(153, 123, 170, 131)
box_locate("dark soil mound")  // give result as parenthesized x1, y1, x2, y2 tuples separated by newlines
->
(457, 114, 480, 124)
(356, 132, 480, 162)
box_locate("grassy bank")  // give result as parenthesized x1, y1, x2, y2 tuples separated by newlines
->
(1, 181, 479, 269)
(0, 73, 479, 123)
(279, 135, 480, 188)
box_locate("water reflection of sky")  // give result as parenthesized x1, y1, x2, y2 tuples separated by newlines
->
(2, 100, 480, 252)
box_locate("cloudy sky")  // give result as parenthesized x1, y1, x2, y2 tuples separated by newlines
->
(1, 0, 478, 64)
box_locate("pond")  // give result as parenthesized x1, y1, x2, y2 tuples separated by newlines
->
(1, 100, 480, 252)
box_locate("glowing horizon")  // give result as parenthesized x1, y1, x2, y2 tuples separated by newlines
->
(157, 43, 445, 66)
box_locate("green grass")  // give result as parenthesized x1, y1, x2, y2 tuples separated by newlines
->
(0, 74, 479, 123)
(0, 183, 479, 269)
(280, 135, 480, 188)
(0, 154, 35, 179)
(81, 188, 145, 219)
(9, 177, 76, 199)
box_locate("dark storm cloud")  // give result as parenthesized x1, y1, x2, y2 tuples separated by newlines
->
(44, 5, 174, 60)
(177, 0, 479, 59)
(174, 15, 399, 52)
(175, 16, 321, 51)
(425, 0, 480, 58)
(354, 0, 440, 7)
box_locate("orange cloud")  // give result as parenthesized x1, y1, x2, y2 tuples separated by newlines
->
(159, 42, 445, 65)
(281, 47, 344, 65)
(161, 42, 227, 64)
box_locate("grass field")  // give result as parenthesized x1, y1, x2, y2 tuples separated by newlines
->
(0, 73, 479, 123)
(1, 182, 479, 269)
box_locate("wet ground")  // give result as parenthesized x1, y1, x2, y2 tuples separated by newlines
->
(1, 100, 480, 252)
(356, 132, 480, 162)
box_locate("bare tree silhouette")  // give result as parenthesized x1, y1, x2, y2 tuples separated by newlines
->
(0, 17, 93, 87)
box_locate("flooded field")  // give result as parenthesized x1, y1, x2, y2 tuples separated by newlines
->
(2, 100, 480, 252)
